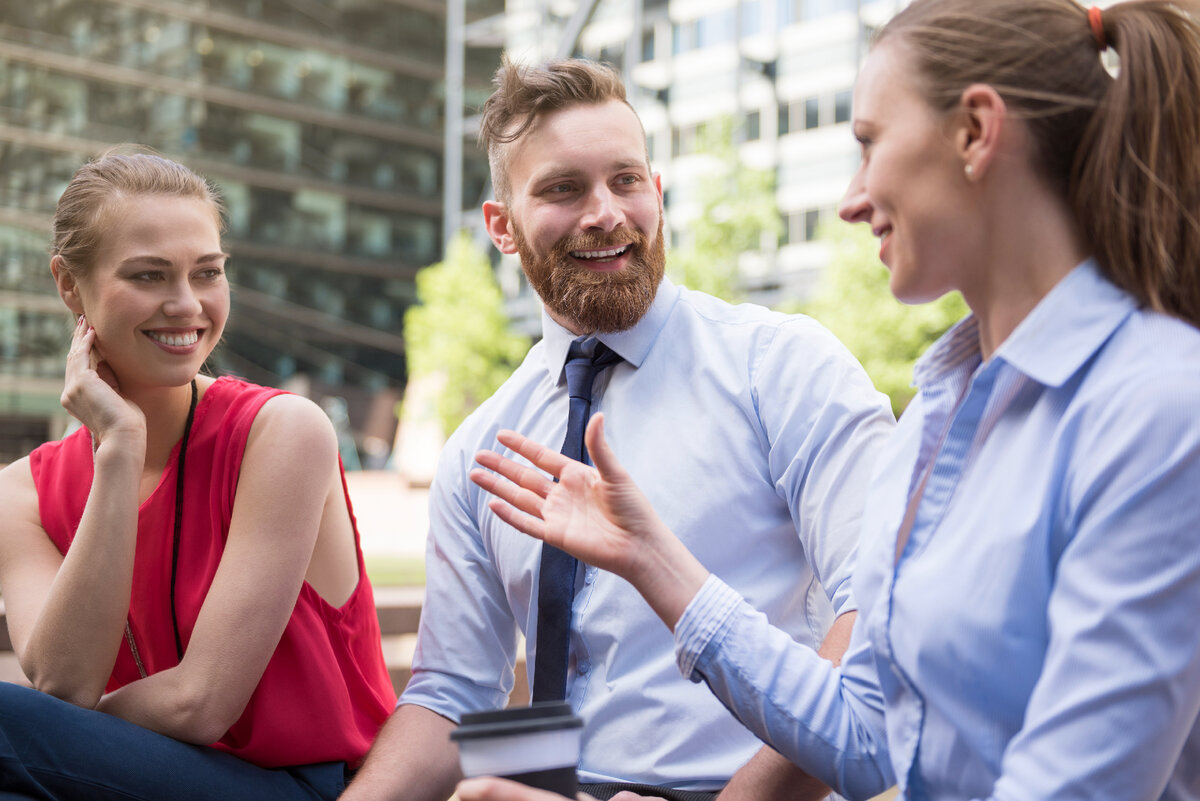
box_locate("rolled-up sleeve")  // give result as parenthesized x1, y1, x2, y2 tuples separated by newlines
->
(674, 574, 894, 799)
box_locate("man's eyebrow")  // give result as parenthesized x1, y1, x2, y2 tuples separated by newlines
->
(611, 159, 650, 172)
(530, 161, 650, 183)
(530, 168, 581, 184)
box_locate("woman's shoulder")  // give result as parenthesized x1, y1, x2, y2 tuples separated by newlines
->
(1093, 309, 1200, 390)
(238, 386, 337, 457)
(0, 455, 35, 503)
(202, 375, 287, 407)
(192, 377, 334, 468)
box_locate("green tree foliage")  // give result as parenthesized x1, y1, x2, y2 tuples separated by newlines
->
(404, 232, 532, 435)
(799, 222, 968, 416)
(668, 116, 781, 302)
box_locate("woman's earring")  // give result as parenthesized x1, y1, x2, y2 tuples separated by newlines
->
(965, 163, 975, 179)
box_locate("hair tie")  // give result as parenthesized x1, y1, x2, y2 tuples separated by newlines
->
(1088, 6, 1108, 52)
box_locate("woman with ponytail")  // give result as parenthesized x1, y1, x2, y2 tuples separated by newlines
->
(461, 2, 1200, 799)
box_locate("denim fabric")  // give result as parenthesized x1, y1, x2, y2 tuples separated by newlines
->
(0, 683, 346, 801)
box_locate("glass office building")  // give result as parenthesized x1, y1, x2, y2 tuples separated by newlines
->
(0, 0, 502, 463)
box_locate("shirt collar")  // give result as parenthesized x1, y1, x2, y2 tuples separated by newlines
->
(914, 259, 1136, 390)
(994, 259, 1135, 387)
(540, 277, 681, 383)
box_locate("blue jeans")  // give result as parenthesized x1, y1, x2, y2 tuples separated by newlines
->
(0, 682, 346, 800)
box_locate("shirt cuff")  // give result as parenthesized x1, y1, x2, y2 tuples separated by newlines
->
(674, 574, 744, 682)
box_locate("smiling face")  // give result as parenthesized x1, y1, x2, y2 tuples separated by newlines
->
(484, 99, 665, 333)
(55, 193, 229, 391)
(838, 42, 977, 304)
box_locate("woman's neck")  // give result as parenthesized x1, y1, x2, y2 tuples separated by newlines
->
(125, 377, 207, 476)
(962, 180, 1089, 361)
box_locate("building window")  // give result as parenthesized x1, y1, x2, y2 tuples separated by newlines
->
(642, 30, 655, 62)
(779, 88, 853, 136)
(781, 206, 833, 245)
(599, 44, 623, 67)
(835, 89, 852, 123)
(673, 20, 697, 55)
(674, 9, 737, 55)
(798, 0, 858, 21)
(805, 208, 822, 241)
(697, 9, 736, 49)
(741, 1, 764, 36)
(745, 110, 761, 141)
(778, 0, 796, 26)
(672, 122, 708, 157)
(804, 97, 820, 130)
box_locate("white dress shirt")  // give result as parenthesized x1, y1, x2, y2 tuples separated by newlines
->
(403, 277, 894, 789)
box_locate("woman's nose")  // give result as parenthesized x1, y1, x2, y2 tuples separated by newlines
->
(838, 169, 871, 224)
(164, 279, 203, 317)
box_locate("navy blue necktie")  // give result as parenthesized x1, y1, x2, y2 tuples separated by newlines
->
(532, 337, 623, 702)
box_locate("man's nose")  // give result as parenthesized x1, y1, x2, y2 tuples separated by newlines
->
(579, 186, 624, 231)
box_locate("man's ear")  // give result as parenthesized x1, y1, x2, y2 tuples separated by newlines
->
(482, 200, 518, 255)
(50, 255, 85, 315)
(955, 83, 1007, 180)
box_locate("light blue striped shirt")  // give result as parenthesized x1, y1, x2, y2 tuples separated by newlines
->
(403, 277, 894, 789)
(676, 261, 1200, 799)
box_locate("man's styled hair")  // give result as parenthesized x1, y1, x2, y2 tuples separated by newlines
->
(479, 55, 643, 204)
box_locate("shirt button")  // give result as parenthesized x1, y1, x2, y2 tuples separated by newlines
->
(584, 569, 596, 585)
(578, 660, 591, 674)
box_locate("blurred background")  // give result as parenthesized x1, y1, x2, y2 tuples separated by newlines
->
(0, 0, 941, 473)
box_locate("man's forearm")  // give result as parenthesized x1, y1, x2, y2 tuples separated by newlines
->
(341, 703, 462, 801)
(717, 746, 830, 801)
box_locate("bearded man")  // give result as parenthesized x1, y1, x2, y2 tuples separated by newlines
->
(342, 57, 894, 801)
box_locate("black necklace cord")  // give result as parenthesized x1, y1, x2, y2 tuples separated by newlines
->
(169, 378, 198, 662)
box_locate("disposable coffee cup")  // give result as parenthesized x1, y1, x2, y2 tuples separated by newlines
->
(450, 701, 584, 797)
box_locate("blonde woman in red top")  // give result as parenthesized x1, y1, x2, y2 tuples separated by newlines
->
(0, 150, 395, 800)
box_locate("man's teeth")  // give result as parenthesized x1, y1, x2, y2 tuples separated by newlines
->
(147, 331, 199, 347)
(571, 245, 629, 260)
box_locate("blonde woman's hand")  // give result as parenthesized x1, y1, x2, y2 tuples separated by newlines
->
(61, 316, 145, 449)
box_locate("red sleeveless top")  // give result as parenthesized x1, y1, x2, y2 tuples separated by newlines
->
(29, 377, 396, 768)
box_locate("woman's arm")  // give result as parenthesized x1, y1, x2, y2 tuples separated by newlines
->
(0, 319, 146, 707)
(96, 394, 344, 743)
(470, 416, 894, 796)
(469, 415, 709, 630)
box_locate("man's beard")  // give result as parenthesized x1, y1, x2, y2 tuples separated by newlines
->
(514, 218, 666, 333)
